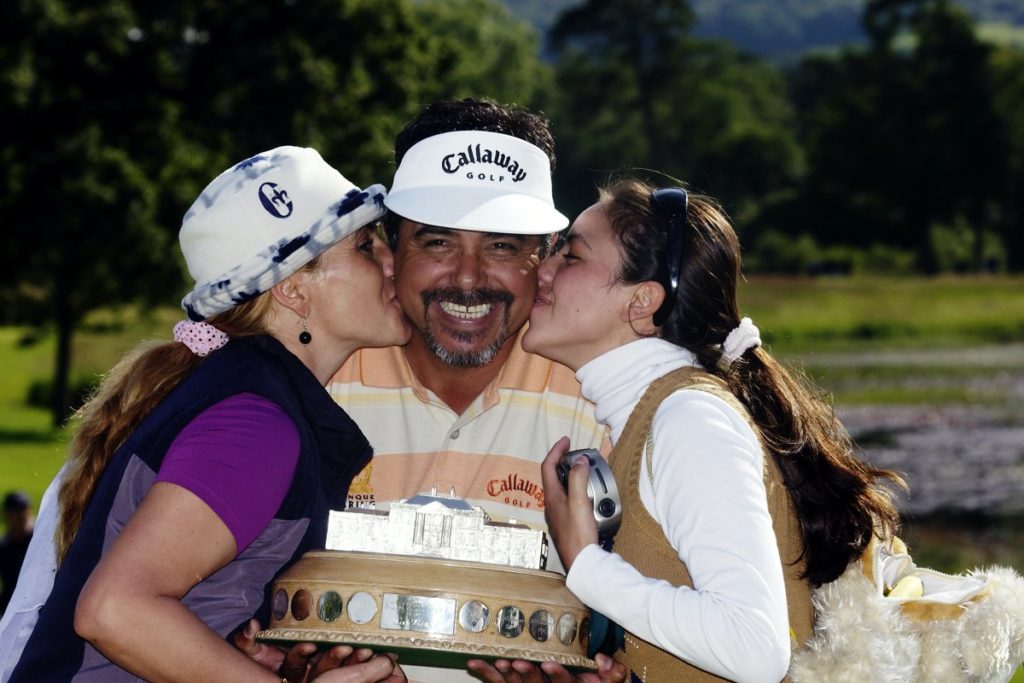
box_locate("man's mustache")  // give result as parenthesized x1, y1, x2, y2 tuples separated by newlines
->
(421, 288, 514, 309)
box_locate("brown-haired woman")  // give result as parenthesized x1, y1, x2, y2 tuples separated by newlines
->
(6, 147, 409, 683)
(525, 178, 904, 683)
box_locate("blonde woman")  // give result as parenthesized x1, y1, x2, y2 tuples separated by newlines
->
(7, 147, 409, 683)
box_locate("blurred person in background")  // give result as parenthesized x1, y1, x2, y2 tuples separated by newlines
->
(0, 492, 34, 615)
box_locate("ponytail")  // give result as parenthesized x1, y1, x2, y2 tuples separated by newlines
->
(56, 295, 274, 563)
(721, 348, 904, 586)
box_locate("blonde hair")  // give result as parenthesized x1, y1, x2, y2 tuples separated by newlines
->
(56, 293, 281, 563)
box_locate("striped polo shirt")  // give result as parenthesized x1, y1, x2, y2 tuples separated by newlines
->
(327, 329, 609, 576)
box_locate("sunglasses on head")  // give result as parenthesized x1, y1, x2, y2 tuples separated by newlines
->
(650, 187, 688, 326)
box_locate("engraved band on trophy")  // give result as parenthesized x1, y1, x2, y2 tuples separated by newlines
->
(257, 488, 597, 671)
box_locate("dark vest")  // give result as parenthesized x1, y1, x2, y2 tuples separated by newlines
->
(609, 367, 813, 683)
(11, 335, 371, 682)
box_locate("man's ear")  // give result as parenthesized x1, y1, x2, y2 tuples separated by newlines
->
(270, 275, 310, 319)
(626, 282, 665, 334)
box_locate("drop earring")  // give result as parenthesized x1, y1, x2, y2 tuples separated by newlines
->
(299, 318, 312, 345)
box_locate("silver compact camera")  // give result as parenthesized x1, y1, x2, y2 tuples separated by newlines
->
(555, 448, 622, 539)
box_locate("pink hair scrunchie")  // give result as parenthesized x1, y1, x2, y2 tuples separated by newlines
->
(173, 320, 229, 357)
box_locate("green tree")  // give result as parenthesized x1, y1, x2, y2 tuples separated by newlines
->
(412, 0, 549, 107)
(0, 1, 203, 425)
(551, 0, 696, 174)
(790, 0, 1009, 269)
(546, 0, 802, 224)
(176, 0, 545, 184)
(1, 0, 548, 425)
(990, 45, 1024, 269)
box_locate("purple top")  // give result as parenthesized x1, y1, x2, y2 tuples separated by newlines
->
(155, 392, 300, 552)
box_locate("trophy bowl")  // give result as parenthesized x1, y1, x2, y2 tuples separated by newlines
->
(257, 550, 596, 671)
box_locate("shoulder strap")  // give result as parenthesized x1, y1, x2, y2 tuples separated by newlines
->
(632, 367, 754, 488)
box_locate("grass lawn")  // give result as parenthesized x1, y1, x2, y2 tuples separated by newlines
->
(739, 274, 1024, 353)
(1, 277, 1023, 677)
(0, 307, 179, 510)
(0, 328, 68, 508)
(4, 274, 1024, 509)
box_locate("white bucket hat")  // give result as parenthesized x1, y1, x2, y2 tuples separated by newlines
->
(179, 146, 386, 321)
(384, 130, 568, 234)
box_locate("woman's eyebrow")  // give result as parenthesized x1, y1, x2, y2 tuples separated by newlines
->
(567, 232, 592, 251)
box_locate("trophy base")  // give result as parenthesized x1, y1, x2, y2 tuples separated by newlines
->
(256, 630, 595, 670)
(257, 550, 596, 671)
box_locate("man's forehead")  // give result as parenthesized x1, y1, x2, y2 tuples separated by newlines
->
(404, 221, 544, 243)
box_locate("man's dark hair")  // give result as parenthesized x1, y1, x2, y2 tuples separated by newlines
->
(385, 98, 558, 249)
(394, 97, 556, 169)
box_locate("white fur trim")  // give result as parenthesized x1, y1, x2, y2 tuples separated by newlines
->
(790, 543, 1024, 682)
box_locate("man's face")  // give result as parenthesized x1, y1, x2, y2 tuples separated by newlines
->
(394, 219, 544, 367)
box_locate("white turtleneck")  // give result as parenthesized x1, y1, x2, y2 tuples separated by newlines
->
(567, 338, 790, 683)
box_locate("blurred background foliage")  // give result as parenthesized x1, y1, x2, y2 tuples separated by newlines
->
(2, 0, 1023, 426)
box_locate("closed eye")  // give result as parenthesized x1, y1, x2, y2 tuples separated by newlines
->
(356, 228, 375, 254)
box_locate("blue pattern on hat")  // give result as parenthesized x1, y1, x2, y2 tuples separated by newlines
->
(189, 156, 278, 214)
(273, 235, 312, 263)
(234, 154, 266, 170)
(181, 147, 387, 321)
(336, 188, 367, 216)
(182, 185, 387, 319)
(231, 290, 259, 305)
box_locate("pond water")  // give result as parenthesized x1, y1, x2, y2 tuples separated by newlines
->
(798, 344, 1024, 574)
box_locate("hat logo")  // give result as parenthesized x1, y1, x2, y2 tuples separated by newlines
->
(441, 143, 527, 183)
(259, 182, 294, 218)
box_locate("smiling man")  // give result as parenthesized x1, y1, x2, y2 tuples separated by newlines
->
(326, 99, 611, 683)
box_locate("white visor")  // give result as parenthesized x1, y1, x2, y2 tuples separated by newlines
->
(385, 130, 568, 235)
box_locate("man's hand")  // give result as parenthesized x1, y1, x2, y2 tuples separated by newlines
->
(234, 618, 406, 682)
(314, 650, 406, 682)
(466, 654, 625, 683)
(540, 437, 599, 571)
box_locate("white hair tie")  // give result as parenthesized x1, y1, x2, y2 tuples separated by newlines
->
(721, 317, 761, 365)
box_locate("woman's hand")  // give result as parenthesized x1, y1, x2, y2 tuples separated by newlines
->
(234, 618, 405, 683)
(540, 437, 599, 572)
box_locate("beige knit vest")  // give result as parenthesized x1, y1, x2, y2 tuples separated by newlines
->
(607, 367, 813, 683)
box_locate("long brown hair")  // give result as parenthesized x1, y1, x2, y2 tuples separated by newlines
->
(56, 296, 278, 563)
(599, 178, 904, 586)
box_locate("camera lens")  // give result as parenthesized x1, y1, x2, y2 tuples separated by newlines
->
(597, 498, 616, 518)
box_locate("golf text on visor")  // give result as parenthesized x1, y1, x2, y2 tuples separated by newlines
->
(384, 130, 569, 235)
